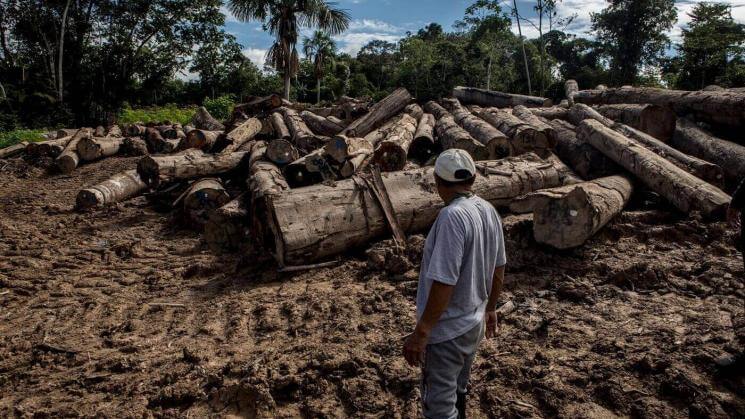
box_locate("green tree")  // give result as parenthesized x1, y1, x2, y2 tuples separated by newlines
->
(303, 30, 336, 104)
(228, 0, 350, 100)
(591, 0, 677, 84)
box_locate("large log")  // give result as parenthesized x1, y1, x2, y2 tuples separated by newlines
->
(57, 129, 78, 139)
(671, 118, 745, 186)
(270, 112, 291, 140)
(371, 113, 418, 171)
(137, 150, 247, 187)
(121, 137, 149, 156)
(192, 106, 225, 131)
(516, 175, 634, 249)
(512, 105, 557, 144)
(280, 107, 324, 152)
(182, 178, 231, 227)
(548, 119, 619, 180)
(325, 135, 374, 165)
(595, 104, 676, 141)
(76, 169, 147, 210)
(301, 111, 344, 136)
(56, 129, 91, 174)
(577, 119, 730, 217)
(125, 124, 146, 137)
(284, 151, 323, 188)
(409, 113, 439, 164)
(268, 153, 562, 264)
(442, 99, 511, 159)
(249, 141, 290, 248)
(265, 139, 300, 166)
(574, 87, 745, 129)
(529, 107, 569, 121)
(221, 118, 261, 153)
(0, 142, 28, 159)
(28, 136, 72, 157)
(77, 136, 124, 161)
(475, 107, 553, 156)
(433, 114, 490, 160)
(404, 103, 424, 121)
(342, 88, 412, 137)
(233, 94, 285, 119)
(204, 194, 251, 253)
(453, 86, 552, 108)
(565, 80, 579, 105)
(180, 129, 222, 152)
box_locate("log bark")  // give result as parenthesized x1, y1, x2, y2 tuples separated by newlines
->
(574, 87, 745, 129)
(221, 118, 261, 153)
(144, 127, 169, 153)
(284, 151, 324, 188)
(249, 141, 290, 249)
(475, 107, 553, 156)
(671, 118, 745, 185)
(125, 124, 146, 137)
(28, 136, 71, 157)
(77, 136, 123, 161)
(342, 88, 412, 137)
(56, 129, 91, 174)
(94, 126, 106, 137)
(57, 129, 78, 139)
(192, 106, 225, 131)
(179, 129, 222, 152)
(0, 141, 28, 159)
(595, 104, 676, 141)
(137, 150, 247, 187)
(266, 139, 300, 165)
(516, 175, 633, 249)
(182, 178, 231, 227)
(529, 107, 569, 121)
(270, 112, 291, 140)
(544, 152, 583, 185)
(404, 103, 424, 121)
(233, 94, 285, 118)
(548, 119, 619, 180)
(567, 103, 616, 127)
(512, 105, 557, 144)
(433, 114, 490, 160)
(301, 111, 344, 136)
(577, 119, 730, 217)
(409, 113, 439, 164)
(340, 153, 373, 178)
(371, 113, 419, 171)
(325, 135, 374, 164)
(442, 99, 511, 159)
(565, 80, 579, 105)
(453, 86, 552, 108)
(268, 153, 562, 264)
(204, 194, 250, 253)
(121, 137, 149, 156)
(280, 107, 324, 152)
(76, 169, 147, 210)
(107, 125, 122, 137)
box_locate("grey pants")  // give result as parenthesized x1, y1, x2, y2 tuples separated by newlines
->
(421, 321, 485, 419)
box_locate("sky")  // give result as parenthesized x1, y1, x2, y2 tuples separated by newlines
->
(222, 0, 745, 69)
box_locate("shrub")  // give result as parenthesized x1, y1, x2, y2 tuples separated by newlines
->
(118, 104, 196, 126)
(0, 129, 46, 149)
(203, 95, 236, 121)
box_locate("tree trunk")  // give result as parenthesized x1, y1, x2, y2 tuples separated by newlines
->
(474, 107, 553, 157)
(577, 119, 730, 217)
(564, 80, 579, 105)
(28, 136, 70, 157)
(0, 142, 28, 159)
(94, 126, 106, 137)
(249, 141, 290, 249)
(341, 153, 374, 178)
(671, 118, 745, 186)
(371, 114, 418, 171)
(191, 106, 225, 131)
(441, 99, 511, 159)
(220, 118, 261, 153)
(512, 105, 556, 144)
(404, 103, 424, 121)
(515, 175, 633, 249)
(179, 129, 222, 152)
(77, 136, 123, 161)
(182, 178, 231, 228)
(57, 128, 78, 139)
(595, 104, 676, 141)
(268, 153, 562, 264)
(137, 150, 247, 187)
(453, 86, 551, 108)
(280, 107, 324, 152)
(513, 0, 532, 95)
(270, 112, 291, 140)
(121, 137, 149, 156)
(432, 114, 490, 161)
(316, 77, 321, 104)
(233, 94, 285, 119)
(409, 113, 438, 164)
(266, 139, 300, 165)
(325, 135, 374, 164)
(342, 88, 412, 137)
(529, 107, 569, 121)
(125, 124, 146, 137)
(574, 87, 745, 129)
(76, 169, 147, 210)
(301, 111, 345, 136)
(548, 119, 619, 180)
(284, 151, 324, 188)
(57, 0, 72, 102)
(56, 129, 91, 174)
(544, 152, 583, 185)
(107, 125, 123, 137)
(204, 194, 250, 253)
(283, 72, 291, 101)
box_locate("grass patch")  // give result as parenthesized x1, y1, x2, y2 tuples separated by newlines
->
(118, 105, 196, 126)
(0, 129, 46, 149)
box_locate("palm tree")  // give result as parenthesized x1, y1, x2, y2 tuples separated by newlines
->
(228, 0, 350, 100)
(303, 30, 336, 104)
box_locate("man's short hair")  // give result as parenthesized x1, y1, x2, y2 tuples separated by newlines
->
(435, 172, 476, 188)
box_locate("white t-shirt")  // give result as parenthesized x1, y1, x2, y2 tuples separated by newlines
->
(416, 195, 506, 344)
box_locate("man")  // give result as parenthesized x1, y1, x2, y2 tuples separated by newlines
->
(403, 149, 507, 419)
(727, 178, 745, 270)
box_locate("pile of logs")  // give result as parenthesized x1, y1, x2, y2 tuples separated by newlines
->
(2, 81, 743, 267)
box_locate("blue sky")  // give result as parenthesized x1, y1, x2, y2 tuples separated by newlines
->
(222, 0, 745, 69)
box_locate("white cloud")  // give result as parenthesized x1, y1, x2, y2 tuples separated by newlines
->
(348, 19, 402, 33)
(220, 5, 239, 23)
(243, 48, 268, 68)
(335, 33, 401, 55)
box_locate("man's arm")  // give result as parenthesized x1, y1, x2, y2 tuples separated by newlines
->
(403, 281, 455, 367)
(485, 265, 505, 338)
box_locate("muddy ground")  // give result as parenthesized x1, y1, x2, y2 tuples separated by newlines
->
(0, 155, 742, 418)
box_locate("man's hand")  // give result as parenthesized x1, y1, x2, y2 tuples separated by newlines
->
(485, 311, 499, 338)
(727, 207, 741, 229)
(403, 330, 428, 367)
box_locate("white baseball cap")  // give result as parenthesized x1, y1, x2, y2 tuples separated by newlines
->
(434, 149, 477, 182)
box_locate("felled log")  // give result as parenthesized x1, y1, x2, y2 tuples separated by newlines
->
(338, 96, 370, 120)
(595, 84, 608, 91)
(409, 113, 438, 164)
(249, 141, 290, 246)
(27, 136, 70, 157)
(192, 106, 225, 131)
(433, 114, 490, 160)
(514, 175, 633, 249)
(544, 152, 583, 185)
(57, 129, 78, 139)
(0, 142, 28, 159)
(577, 119, 730, 217)
(94, 126, 106, 137)
(268, 153, 562, 264)
(341, 153, 373, 178)
(143, 127, 169, 153)
(137, 150, 247, 187)
(342, 88, 412, 137)
(475, 107, 553, 156)
(107, 125, 122, 138)
(512, 105, 556, 144)
(270, 112, 291, 140)
(404, 103, 424, 121)
(548, 119, 619, 180)
(326, 135, 374, 165)
(671, 118, 745, 185)
(204, 194, 250, 253)
(233, 94, 285, 118)
(595, 104, 676, 141)
(442, 99, 511, 159)
(574, 87, 745, 129)
(328, 116, 347, 127)
(424, 100, 449, 119)
(529, 107, 569, 121)
(453, 86, 552, 108)
(125, 124, 146, 137)
(121, 137, 149, 156)
(280, 107, 324, 152)
(76, 169, 147, 210)
(182, 178, 231, 227)
(178, 129, 222, 152)
(301, 111, 344, 136)
(567, 103, 615, 127)
(77, 136, 123, 161)
(221, 118, 261, 153)
(371, 113, 419, 171)
(56, 129, 91, 174)
(565, 80, 579, 105)
(284, 151, 323, 188)
(266, 139, 300, 166)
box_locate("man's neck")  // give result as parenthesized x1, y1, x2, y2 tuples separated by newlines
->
(445, 190, 474, 205)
